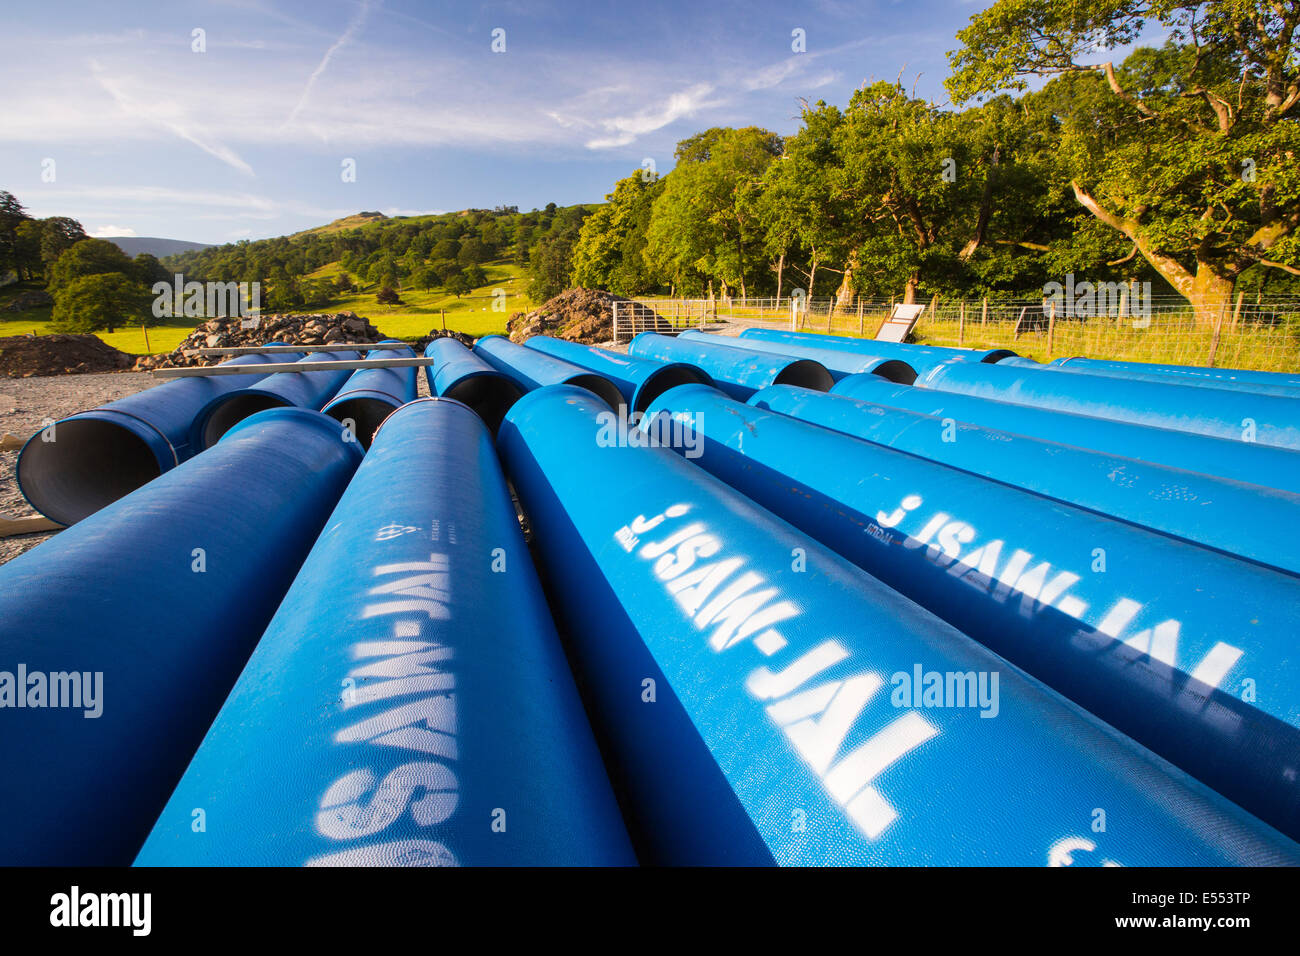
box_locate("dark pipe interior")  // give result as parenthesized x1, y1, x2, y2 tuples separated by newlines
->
(444, 375, 524, 436)
(773, 360, 835, 393)
(201, 393, 291, 449)
(16, 419, 163, 526)
(871, 360, 918, 385)
(635, 367, 711, 416)
(324, 396, 398, 450)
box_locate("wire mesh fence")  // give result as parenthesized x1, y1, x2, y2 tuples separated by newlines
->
(616, 294, 1300, 372)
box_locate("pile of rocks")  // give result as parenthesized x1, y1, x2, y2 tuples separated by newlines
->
(135, 312, 389, 369)
(506, 288, 671, 345)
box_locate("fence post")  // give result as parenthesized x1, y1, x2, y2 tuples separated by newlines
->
(611, 301, 619, 343)
(981, 297, 988, 326)
(857, 299, 864, 336)
(1231, 290, 1244, 332)
(141, 323, 151, 353)
(1046, 300, 1056, 357)
(958, 301, 965, 346)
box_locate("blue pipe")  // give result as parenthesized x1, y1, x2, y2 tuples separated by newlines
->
(749, 384, 1300, 577)
(496, 384, 1300, 864)
(831, 373, 1300, 496)
(0, 408, 363, 865)
(644, 383, 1300, 843)
(678, 329, 917, 383)
(423, 337, 523, 436)
(918, 357, 1300, 450)
(1034, 356, 1300, 399)
(189, 348, 362, 451)
(15, 347, 301, 525)
(135, 398, 634, 867)
(473, 334, 624, 411)
(525, 335, 715, 415)
(627, 331, 833, 401)
(321, 340, 418, 449)
(738, 327, 1015, 375)
(1051, 355, 1300, 394)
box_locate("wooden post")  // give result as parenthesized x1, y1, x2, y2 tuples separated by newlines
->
(826, 299, 833, 333)
(440, 309, 446, 331)
(1230, 290, 1244, 332)
(857, 299, 864, 336)
(141, 323, 151, 353)
(1046, 300, 1056, 357)
(958, 302, 965, 346)
(1208, 301, 1227, 367)
(980, 297, 988, 327)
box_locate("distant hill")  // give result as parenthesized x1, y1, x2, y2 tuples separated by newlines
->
(291, 211, 389, 238)
(105, 236, 213, 258)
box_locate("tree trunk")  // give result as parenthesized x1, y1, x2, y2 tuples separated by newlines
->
(903, 273, 920, 304)
(775, 251, 784, 302)
(835, 251, 859, 312)
(1190, 265, 1235, 327)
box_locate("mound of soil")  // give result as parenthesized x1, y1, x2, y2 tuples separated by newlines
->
(136, 312, 390, 369)
(0, 334, 136, 378)
(506, 288, 671, 344)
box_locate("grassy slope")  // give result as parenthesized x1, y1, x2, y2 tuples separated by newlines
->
(0, 258, 531, 354)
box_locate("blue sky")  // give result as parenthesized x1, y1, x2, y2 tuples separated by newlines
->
(1, 0, 1003, 243)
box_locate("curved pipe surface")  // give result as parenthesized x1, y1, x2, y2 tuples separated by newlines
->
(473, 335, 623, 411)
(647, 383, 1300, 843)
(189, 349, 361, 451)
(1052, 355, 1300, 394)
(15, 347, 300, 525)
(1042, 355, 1300, 399)
(135, 398, 633, 866)
(628, 331, 832, 400)
(322, 340, 418, 449)
(422, 337, 523, 436)
(919, 356, 1300, 451)
(738, 328, 1015, 375)
(831, 373, 1300, 496)
(751, 384, 1300, 576)
(496, 383, 1299, 864)
(0, 407, 362, 865)
(525, 335, 715, 415)
(678, 329, 916, 383)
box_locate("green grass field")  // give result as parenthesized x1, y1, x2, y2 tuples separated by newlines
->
(0, 259, 532, 355)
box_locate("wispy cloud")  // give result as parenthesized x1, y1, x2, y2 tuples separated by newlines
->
(90, 63, 255, 176)
(89, 224, 136, 237)
(285, 0, 379, 128)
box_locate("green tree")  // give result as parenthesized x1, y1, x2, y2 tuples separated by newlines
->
(47, 238, 137, 292)
(50, 273, 152, 333)
(445, 273, 471, 297)
(948, 0, 1300, 322)
(0, 191, 31, 279)
(39, 217, 87, 269)
(645, 127, 783, 298)
(570, 171, 663, 295)
(461, 263, 487, 287)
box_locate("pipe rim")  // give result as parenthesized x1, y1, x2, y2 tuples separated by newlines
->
(566, 374, 624, 413)
(867, 359, 918, 385)
(220, 406, 365, 462)
(772, 359, 835, 392)
(630, 363, 715, 416)
(15, 415, 170, 526)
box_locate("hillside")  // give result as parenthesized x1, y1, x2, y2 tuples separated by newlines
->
(105, 236, 212, 258)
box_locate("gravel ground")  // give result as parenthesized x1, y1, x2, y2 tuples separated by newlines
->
(0, 367, 440, 567)
(0, 371, 158, 565)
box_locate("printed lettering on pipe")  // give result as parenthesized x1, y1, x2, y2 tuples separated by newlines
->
(0, 407, 362, 865)
(645, 384, 1300, 842)
(496, 384, 1300, 865)
(135, 398, 633, 866)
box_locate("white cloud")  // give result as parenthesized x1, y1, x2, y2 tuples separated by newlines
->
(89, 225, 136, 237)
(286, 0, 380, 128)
